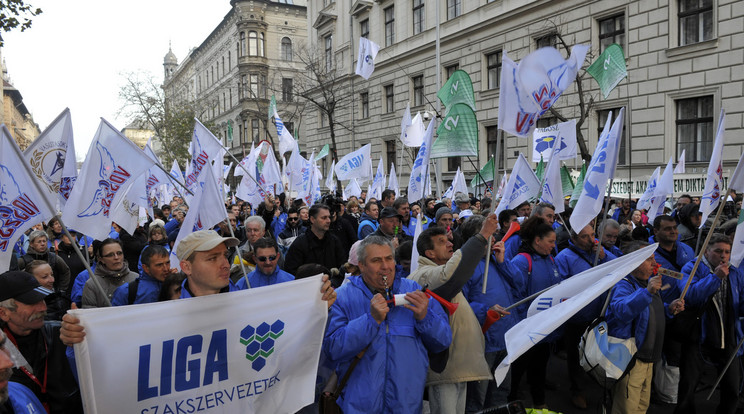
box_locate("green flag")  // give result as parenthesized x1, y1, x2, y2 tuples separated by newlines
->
(586, 44, 627, 99)
(268, 95, 277, 124)
(561, 164, 574, 195)
(316, 143, 330, 160)
(470, 157, 495, 188)
(569, 162, 587, 208)
(227, 120, 233, 143)
(431, 103, 479, 158)
(437, 70, 477, 114)
(535, 155, 545, 181)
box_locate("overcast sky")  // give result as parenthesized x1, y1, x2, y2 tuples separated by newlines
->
(2, 0, 231, 160)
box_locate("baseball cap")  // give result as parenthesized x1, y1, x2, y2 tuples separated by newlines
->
(379, 207, 403, 220)
(348, 240, 363, 266)
(454, 193, 470, 204)
(0, 271, 53, 304)
(175, 230, 239, 261)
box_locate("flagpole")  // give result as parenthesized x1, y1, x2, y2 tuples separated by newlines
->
(466, 156, 493, 194)
(222, 143, 269, 194)
(156, 164, 194, 197)
(680, 204, 725, 300)
(225, 220, 250, 288)
(593, 179, 615, 266)
(7, 136, 111, 307)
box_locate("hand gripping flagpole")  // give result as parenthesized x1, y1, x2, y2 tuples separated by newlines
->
(7, 137, 112, 307)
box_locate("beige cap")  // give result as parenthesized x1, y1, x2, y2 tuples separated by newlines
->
(176, 230, 239, 261)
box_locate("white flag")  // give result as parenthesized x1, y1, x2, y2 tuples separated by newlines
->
(400, 103, 412, 145)
(495, 244, 658, 385)
(275, 109, 297, 155)
(699, 109, 726, 228)
(636, 167, 660, 211)
(540, 151, 564, 214)
(170, 167, 228, 269)
(236, 142, 283, 207)
(296, 152, 317, 206)
(387, 164, 399, 197)
(369, 158, 385, 200)
(444, 168, 469, 200)
(498, 45, 589, 137)
(494, 153, 541, 215)
(344, 178, 362, 199)
(335, 144, 372, 181)
(62, 118, 156, 241)
(495, 174, 508, 200)
(355, 37, 380, 80)
(326, 160, 337, 193)
(70, 275, 328, 414)
(531, 119, 577, 162)
(401, 106, 425, 148)
(23, 108, 77, 205)
(674, 149, 686, 174)
(570, 108, 624, 233)
(409, 212, 424, 273)
(407, 121, 435, 203)
(184, 119, 224, 195)
(647, 157, 675, 222)
(730, 153, 744, 267)
(0, 125, 56, 271)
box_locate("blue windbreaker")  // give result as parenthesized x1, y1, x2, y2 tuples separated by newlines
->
(111, 269, 163, 306)
(7, 382, 46, 413)
(235, 267, 294, 289)
(324, 275, 451, 413)
(555, 241, 617, 323)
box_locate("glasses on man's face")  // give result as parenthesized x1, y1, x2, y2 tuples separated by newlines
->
(257, 255, 277, 262)
(287, 217, 299, 222)
(102, 251, 124, 258)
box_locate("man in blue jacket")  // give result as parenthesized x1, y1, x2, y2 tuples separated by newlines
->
(1, 330, 46, 413)
(653, 215, 695, 275)
(236, 238, 294, 289)
(324, 236, 451, 413)
(675, 234, 741, 414)
(606, 241, 684, 414)
(111, 245, 175, 306)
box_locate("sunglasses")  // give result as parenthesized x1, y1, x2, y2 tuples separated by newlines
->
(287, 217, 299, 222)
(257, 255, 277, 262)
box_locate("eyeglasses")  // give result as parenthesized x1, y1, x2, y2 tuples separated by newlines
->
(102, 251, 124, 258)
(287, 217, 299, 222)
(257, 255, 277, 262)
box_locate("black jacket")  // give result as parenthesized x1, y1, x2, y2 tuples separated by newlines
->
(283, 230, 349, 275)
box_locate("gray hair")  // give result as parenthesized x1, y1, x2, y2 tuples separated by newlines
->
(0, 298, 17, 312)
(357, 236, 394, 265)
(28, 230, 48, 243)
(244, 216, 266, 230)
(533, 202, 556, 217)
(600, 219, 621, 232)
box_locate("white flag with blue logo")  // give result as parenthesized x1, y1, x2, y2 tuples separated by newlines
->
(275, 109, 297, 155)
(343, 178, 362, 200)
(531, 119, 577, 162)
(494, 153, 540, 215)
(540, 150, 564, 214)
(407, 120, 436, 203)
(699, 109, 726, 228)
(647, 157, 675, 222)
(355, 37, 380, 80)
(369, 158, 385, 200)
(335, 143, 372, 181)
(570, 108, 624, 233)
(729, 151, 744, 267)
(184, 119, 224, 195)
(23, 107, 78, 206)
(70, 275, 329, 414)
(0, 125, 57, 271)
(636, 167, 660, 211)
(495, 244, 658, 385)
(388, 163, 399, 197)
(61, 118, 156, 241)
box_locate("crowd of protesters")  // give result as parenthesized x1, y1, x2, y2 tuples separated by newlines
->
(2, 186, 744, 414)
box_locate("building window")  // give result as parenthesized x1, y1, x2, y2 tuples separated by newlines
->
(486, 126, 504, 171)
(448, 157, 461, 172)
(536, 33, 557, 49)
(249, 31, 259, 56)
(679, 0, 713, 46)
(385, 6, 395, 47)
(285, 122, 294, 137)
(598, 109, 627, 165)
(240, 32, 246, 56)
(486, 51, 501, 90)
(412, 75, 424, 107)
(252, 119, 261, 143)
(360, 19, 369, 38)
(412, 0, 425, 35)
(249, 74, 259, 97)
(384, 84, 394, 113)
(447, 0, 461, 20)
(446, 64, 459, 80)
(260, 74, 267, 99)
(599, 14, 625, 53)
(386, 140, 396, 169)
(325, 34, 333, 72)
(360, 92, 369, 118)
(240, 76, 246, 98)
(676, 96, 714, 162)
(320, 110, 327, 127)
(536, 116, 556, 129)
(282, 78, 293, 102)
(228, 51, 231, 69)
(281, 37, 293, 61)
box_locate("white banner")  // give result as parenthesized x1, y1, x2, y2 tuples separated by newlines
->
(531, 119, 577, 162)
(699, 109, 726, 227)
(335, 144, 372, 181)
(494, 153, 540, 215)
(72, 275, 328, 414)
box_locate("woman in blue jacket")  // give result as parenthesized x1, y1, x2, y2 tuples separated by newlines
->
(507, 216, 561, 409)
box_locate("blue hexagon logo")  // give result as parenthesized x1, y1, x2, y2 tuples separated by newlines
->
(239, 319, 284, 372)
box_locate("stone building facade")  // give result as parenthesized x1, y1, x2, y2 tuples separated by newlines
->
(301, 0, 743, 197)
(162, 0, 308, 186)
